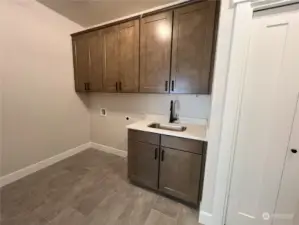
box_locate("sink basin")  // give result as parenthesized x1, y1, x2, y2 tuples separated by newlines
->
(148, 123, 187, 132)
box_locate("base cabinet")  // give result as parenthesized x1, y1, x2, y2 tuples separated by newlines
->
(159, 147, 202, 205)
(128, 140, 159, 190)
(128, 129, 206, 207)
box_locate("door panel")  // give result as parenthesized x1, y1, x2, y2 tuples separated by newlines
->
(89, 31, 103, 91)
(128, 141, 159, 190)
(272, 11, 299, 225)
(102, 25, 119, 92)
(118, 20, 139, 92)
(72, 35, 89, 92)
(171, 1, 216, 94)
(226, 8, 299, 225)
(140, 12, 172, 93)
(273, 97, 299, 225)
(159, 147, 202, 205)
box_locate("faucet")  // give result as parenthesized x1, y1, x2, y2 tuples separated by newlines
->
(169, 100, 178, 123)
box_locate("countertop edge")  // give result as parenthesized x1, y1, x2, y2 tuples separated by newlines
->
(127, 124, 208, 142)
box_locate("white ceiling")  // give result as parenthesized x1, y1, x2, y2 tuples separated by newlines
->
(37, 0, 176, 27)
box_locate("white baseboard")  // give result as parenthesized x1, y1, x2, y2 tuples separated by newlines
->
(199, 211, 212, 225)
(0, 142, 91, 188)
(91, 142, 127, 158)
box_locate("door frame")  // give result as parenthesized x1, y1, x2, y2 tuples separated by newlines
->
(211, 1, 299, 225)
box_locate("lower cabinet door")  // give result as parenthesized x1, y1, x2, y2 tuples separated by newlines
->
(159, 147, 202, 205)
(128, 140, 159, 190)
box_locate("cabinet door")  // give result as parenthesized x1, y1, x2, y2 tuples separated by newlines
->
(159, 147, 202, 205)
(128, 140, 159, 190)
(171, 1, 216, 94)
(89, 31, 103, 91)
(118, 20, 139, 93)
(102, 25, 119, 92)
(140, 12, 172, 93)
(72, 35, 90, 92)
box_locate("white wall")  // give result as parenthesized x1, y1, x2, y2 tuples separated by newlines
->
(90, 93, 211, 150)
(0, 0, 90, 176)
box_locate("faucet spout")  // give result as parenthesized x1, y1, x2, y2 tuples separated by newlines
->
(169, 100, 178, 123)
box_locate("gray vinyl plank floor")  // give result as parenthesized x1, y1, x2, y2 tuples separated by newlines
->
(0, 149, 202, 225)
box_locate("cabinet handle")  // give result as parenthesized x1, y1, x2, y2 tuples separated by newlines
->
(291, 149, 298, 154)
(154, 148, 158, 160)
(119, 82, 122, 92)
(115, 82, 118, 92)
(84, 83, 87, 90)
(87, 83, 91, 91)
(171, 80, 174, 92)
(165, 81, 168, 92)
(161, 149, 165, 162)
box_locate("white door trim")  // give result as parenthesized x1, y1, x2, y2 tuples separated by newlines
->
(211, 1, 299, 225)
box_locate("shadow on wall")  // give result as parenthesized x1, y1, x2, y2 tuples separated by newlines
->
(37, 0, 176, 27)
(76, 93, 90, 108)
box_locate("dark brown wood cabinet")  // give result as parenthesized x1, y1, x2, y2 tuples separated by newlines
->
(89, 31, 103, 91)
(102, 20, 140, 92)
(118, 20, 140, 92)
(171, 1, 217, 94)
(127, 129, 206, 207)
(72, 34, 90, 92)
(72, 31, 103, 92)
(159, 147, 202, 205)
(71, 0, 219, 94)
(140, 12, 173, 93)
(102, 25, 119, 92)
(128, 140, 159, 189)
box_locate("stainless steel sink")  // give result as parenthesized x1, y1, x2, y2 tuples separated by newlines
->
(148, 123, 187, 132)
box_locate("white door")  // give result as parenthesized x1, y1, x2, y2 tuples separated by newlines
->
(226, 5, 299, 225)
(273, 96, 299, 225)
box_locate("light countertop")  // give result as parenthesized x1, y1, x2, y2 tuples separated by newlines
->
(126, 120, 208, 142)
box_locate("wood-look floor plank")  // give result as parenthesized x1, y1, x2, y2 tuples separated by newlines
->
(0, 149, 200, 225)
(177, 204, 202, 225)
(152, 195, 182, 219)
(46, 208, 86, 225)
(144, 209, 177, 225)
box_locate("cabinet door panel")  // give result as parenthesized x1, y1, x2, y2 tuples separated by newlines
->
(102, 25, 119, 92)
(159, 147, 202, 205)
(119, 20, 139, 92)
(72, 35, 90, 92)
(171, 1, 216, 94)
(128, 141, 159, 190)
(140, 12, 172, 93)
(89, 31, 103, 91)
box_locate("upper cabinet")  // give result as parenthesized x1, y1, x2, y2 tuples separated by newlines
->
(140, 12, 172, 93)
(102, 20, 139, 92)
(72, 34, 90, 92)
(74, 20, 140, 93)
(102, 25, 119, 92)
(89, 31, 103, 91)
(71, 0, 218, 94)
(118, 20, 139, 93)
(72, 31, 103, 92)
(171, 1, 216, 94)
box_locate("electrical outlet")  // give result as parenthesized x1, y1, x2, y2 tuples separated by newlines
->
(100, 108, 107, 116)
